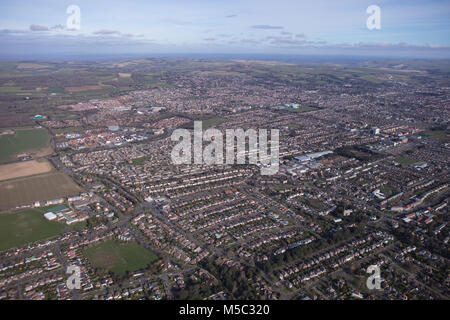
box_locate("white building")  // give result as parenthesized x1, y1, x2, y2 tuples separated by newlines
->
(44, 212, 57, 221)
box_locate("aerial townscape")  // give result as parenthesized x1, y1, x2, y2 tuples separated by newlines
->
(0, 0, 448, 306)
(0, 57, 448, 301)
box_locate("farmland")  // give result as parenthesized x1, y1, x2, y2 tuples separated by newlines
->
(0, 127, 51, 163)
(84, 240, 159, 276)
(65, 85, 104, 92)
(0, 172, 83, 211)
(0, 209, 64, 251)
(0, 159, 53, 181)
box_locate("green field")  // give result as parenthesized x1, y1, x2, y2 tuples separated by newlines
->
(184, 116, 227, 130)
(0, 127, 51, 163)
(201, 117, 227, 129)
(84, 240, 159, 275)
(379, 184, 397, 197)
(51, 126, 84, 134)
(0, 209, 64, 251)
(288, 123, 303, 129)
(0, 86, 22, 93)
(132, 156, 147, 165)
(44, 87, 67, 94)
(297, 197, 325, 210)
(420, 130, 449, 142)
(393, 156, 418, 165)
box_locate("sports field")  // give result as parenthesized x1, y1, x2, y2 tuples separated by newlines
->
(0, 159, 53, 181)
(186, 116, 227, 130)
(0, 172, 83, 211)
(0, 127, 51, 163)
(0, 209, 64, 251)
(393, 156, 418, 165)
(84, 240, 159, 275)
(420, 130, 449, 142)
(132, 156, 147, 165)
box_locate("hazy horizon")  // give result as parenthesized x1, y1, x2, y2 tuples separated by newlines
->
(2, 52, 450, 64)
(1, 0, 450, 59)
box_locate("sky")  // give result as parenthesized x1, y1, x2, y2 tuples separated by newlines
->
(1, 0, 450, 59)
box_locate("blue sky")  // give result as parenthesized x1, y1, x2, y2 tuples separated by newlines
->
(1, 0, 449, 58)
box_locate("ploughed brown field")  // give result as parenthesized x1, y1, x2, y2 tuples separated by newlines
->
(16, 63, 50, 69)
(0, 160, 52, 181)
(0, 172, 83, 211)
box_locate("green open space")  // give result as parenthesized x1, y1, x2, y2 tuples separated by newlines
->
(51, 126, 84, 134)
(183, 116, 228, 130)
(379, 184, 397, 197)
(0, 127, 51, 163)
(420, 130, 449, 142)
(132, 156, 148, 165)
(393, 156, 418, 165)
(288, 123, 303, 129)
(0, 209, 64, 252)
(297, 197, 325, 210)
(84, 240, 159, 275)
(44, 87, 67, 94)
(0, 86, 23, 93)
(197, 116, 227, 129)
(335, 145, 381, 162)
